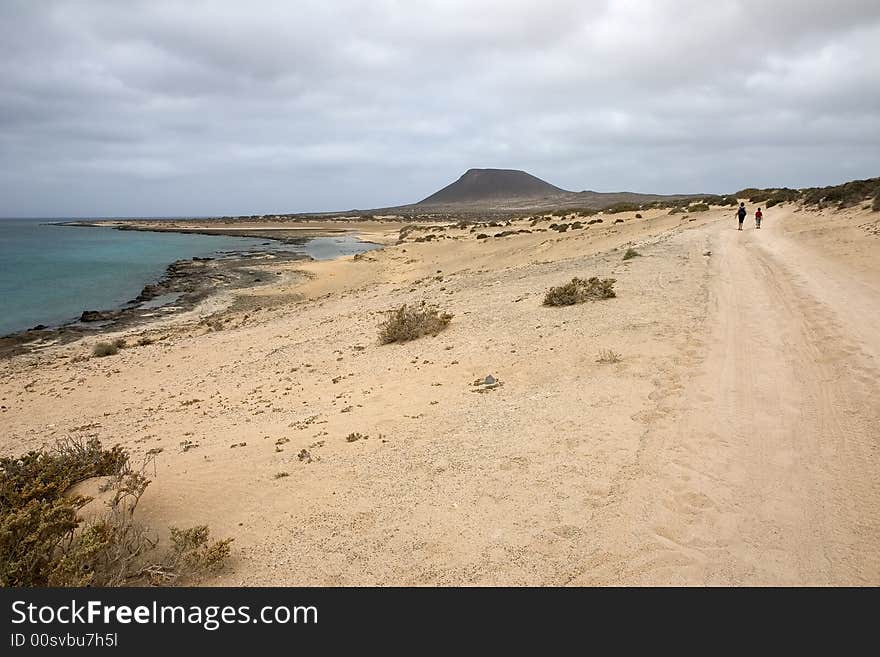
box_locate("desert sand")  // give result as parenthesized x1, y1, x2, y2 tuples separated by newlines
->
(2, 203, 878, 585)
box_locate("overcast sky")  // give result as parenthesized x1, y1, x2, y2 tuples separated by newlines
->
(1, 0, 879, 217)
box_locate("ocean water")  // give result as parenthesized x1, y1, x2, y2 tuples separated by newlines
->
(0, 218, 379, 336)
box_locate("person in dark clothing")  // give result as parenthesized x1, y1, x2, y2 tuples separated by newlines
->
(737, 203, 747, 230)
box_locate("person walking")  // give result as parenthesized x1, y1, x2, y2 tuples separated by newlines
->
(737, 202, 747, 230)
(755, 207, 763, 229)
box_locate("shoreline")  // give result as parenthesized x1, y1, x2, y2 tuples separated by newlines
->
(0, 248, 313, 358)
(56, 218, 403, 245)
(0, 220, 398, 357)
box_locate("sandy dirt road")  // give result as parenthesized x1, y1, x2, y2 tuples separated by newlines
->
(591, 211, 880, 585)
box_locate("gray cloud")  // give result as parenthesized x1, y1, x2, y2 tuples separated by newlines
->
(1, 0, 879, 216)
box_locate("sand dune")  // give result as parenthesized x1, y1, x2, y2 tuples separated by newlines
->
(2, 203, 878, 585)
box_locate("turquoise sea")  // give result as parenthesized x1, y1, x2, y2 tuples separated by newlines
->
(0, 218, 378, 336)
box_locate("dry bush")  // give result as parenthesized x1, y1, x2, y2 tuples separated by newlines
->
(141, 526, 232, 586)
(596, 349, 622, 364)
(622, 248, 641, 260)
(543, 277, 616, 306)
(0, 437, 231, 587)
(92, 342, 118, 357)
(801, 179, 879, 209)
(688, 203, 710, 212)
(0, 437, 127, 586)
(378, 303, 453, 344)
(604, 202, 641, 214)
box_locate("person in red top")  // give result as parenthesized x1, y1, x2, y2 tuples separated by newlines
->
(755, 207, 763, 229)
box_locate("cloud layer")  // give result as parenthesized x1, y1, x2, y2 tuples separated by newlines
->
(2, 0, 879, 216)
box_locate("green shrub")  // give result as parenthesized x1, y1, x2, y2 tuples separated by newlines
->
(92, 342, 118, 357)
(378, 303, 453, 344)
(0, 437, 231, 587)
(689, 203, 710, 212)
(543, 277, 616, 306)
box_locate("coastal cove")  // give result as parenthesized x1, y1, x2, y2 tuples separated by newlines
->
(0, 218, 381, 337)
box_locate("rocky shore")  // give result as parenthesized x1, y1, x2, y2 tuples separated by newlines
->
(2, 217, 399, 358)
(0, 249, 310, 358)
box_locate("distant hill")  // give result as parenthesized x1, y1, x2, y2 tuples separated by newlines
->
(409, 168, 699, 212)
(418, 168, 567, 205)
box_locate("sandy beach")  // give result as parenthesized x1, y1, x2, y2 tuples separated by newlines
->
(2, 204, 878, 585)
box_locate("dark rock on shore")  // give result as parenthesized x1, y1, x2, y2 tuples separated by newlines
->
(29, 324, 47, 331)
(80, 310, 120, 322)
(2, 249, 312, 359)
(136, 284, 164, 302)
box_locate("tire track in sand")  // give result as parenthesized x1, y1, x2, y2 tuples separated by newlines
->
(577, 215, 880, 585)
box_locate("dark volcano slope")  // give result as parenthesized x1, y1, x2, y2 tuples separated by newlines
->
(418, 168, 568, 205)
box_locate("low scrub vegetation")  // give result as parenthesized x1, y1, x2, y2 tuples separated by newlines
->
(766, 188, 800, 205)
(543, 277, 616, 306)
(622, 248, 641, 260)
(688, 203, 710, 212)
(568, 208, 599, 217)
(603, 202, 641, 214)
(596, 349, 622, 364)
(736, 187, 774, 203)
(378, 302, 453, 344)
(691, 180, 877, 211)
(802, 177, 880, 209)
(92, 341, 118, 357)
(0, 437, 231, 587)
